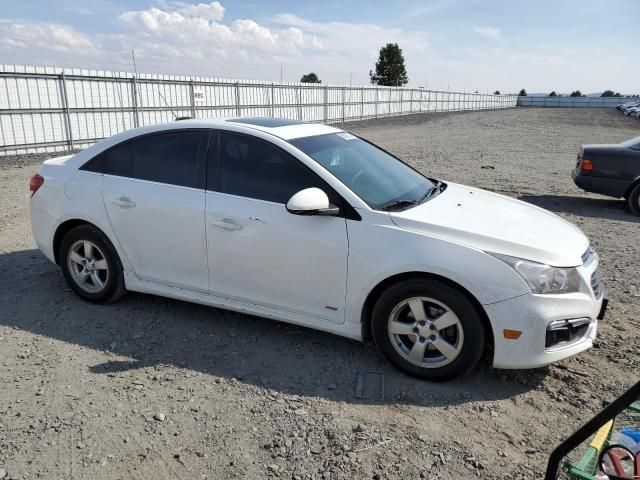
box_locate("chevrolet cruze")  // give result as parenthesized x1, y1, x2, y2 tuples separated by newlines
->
(29, 117, 606, 380)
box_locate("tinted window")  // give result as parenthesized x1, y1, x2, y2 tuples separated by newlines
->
(131, 132, 201, 187)
(105, 141, 134, 177)
(84, 131, 202, 188)
(214, 132, 326, 204)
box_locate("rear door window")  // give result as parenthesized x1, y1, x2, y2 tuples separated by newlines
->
(83, 130, 204, 188)
(131, 131, 201, 188)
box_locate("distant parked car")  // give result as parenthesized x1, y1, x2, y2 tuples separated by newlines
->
(624, 106, 640, 117)
(616, 101, 639, 112)
(572, 135, 640, 215)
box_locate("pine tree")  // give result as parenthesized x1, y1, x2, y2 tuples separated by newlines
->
(300, 73, 321, 83)
(369, 43, 409, 86)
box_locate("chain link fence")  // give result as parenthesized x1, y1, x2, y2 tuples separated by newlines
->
(0, 65, 517, 156)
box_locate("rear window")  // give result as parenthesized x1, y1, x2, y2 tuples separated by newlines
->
(622, 136, 640, 151)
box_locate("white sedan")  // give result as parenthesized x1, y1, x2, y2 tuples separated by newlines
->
(29, 118, 606, 380)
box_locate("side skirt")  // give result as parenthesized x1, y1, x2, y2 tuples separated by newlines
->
(124, 272, 363, 342)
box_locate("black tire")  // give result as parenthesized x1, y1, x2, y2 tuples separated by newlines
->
(59, 224, 127, 303)
(371, 278, 485, 381)
(627, 182, 640, 216)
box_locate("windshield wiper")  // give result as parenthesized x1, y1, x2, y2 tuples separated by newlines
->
(381, 199, 419, 211)
(419, 181, 446, 203)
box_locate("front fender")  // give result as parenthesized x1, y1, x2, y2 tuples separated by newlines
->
(345, 215, 529, 326)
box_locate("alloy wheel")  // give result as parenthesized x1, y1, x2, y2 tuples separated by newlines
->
(67, 240, 109, 294)
(387, 296, 464, 368)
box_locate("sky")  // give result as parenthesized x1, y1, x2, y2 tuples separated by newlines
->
(0, 0, 638, 94)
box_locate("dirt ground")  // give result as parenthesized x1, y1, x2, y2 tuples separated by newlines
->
(0, 108, 638, 480)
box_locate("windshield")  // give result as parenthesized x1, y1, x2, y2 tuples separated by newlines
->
(290, 133, 434, 210)
(622, 136, 640, 151)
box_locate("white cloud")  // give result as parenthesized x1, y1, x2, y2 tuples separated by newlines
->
(176, 1, 225, 21)
(117, 3, 307, 60)
(0, 22, 94, 52)
(473, 26, 501, 39)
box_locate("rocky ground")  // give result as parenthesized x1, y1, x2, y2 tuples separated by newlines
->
(0, 108, 638, 480)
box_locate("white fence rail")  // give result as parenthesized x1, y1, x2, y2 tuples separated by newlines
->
(0, 65, 517, 155)
(517, 96, 637, 108)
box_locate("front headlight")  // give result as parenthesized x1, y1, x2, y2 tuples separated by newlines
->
(489, 253, 580, 294)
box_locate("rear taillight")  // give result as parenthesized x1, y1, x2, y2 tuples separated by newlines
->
(29, 174, 44, 197)
(580, 159, 593, 172)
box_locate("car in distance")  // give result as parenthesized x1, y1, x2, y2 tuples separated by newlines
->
(572, 135, 640, 215)
(30, 118, 606, 380)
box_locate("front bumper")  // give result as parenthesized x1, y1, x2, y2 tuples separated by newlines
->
(487, 292, 603, 369)
(486, 252, 605, 369)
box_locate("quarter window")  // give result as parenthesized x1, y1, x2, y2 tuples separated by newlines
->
(214, 132, 328, 204)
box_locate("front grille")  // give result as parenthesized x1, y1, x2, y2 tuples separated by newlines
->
(591, 269, 604, 299)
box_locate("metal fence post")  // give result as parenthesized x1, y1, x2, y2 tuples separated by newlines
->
(270, 83, 275, 118)
(189, 79, 196, 119)
(235, 82, 241, 116)
(297, 85, 302, 121)
(323, 86, 328, 123)
(60, 71, 74, 150)
(399, 88, 404, 115)
(341, 87, 345, 123)
(132, 76, 140, 127)
(388, 88, 392, 117)
(361, 87, 364, 119)
(374, 87, 379, 119)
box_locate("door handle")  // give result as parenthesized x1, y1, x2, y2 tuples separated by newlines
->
(112, 196, 136, 209)
(211, 219, 243, 231)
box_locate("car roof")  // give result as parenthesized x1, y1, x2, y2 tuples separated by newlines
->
(159, 116, 343, 140)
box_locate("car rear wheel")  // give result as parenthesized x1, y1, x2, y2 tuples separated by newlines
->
(371, 278, 485, 381)
(627, 183, 640, 216)
(60, 225, 127, 303)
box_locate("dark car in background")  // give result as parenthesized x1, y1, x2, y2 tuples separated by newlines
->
(572, 136, 640, 215)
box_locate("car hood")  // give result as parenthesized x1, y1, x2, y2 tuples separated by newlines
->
(389, 182, 588, 267)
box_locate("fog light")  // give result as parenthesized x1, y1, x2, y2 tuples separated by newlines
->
(545, 318, 591, 349)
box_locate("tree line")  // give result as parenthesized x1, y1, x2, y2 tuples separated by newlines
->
(518, 89, 628, 97)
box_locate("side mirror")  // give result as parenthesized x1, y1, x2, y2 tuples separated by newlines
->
(286, 188, 340, 216)
(598, 445, 638, 479)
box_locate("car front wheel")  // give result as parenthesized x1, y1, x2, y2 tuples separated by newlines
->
(371, 279, 485, 381)
(60, 224, 127, 303)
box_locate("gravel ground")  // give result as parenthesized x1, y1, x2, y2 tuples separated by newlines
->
(0, 108, 639, 480)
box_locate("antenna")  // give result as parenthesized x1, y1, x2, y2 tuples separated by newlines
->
(115, 81, 126, 132)
(131, 49, 138, 76)
(158, 91, 179, 120)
